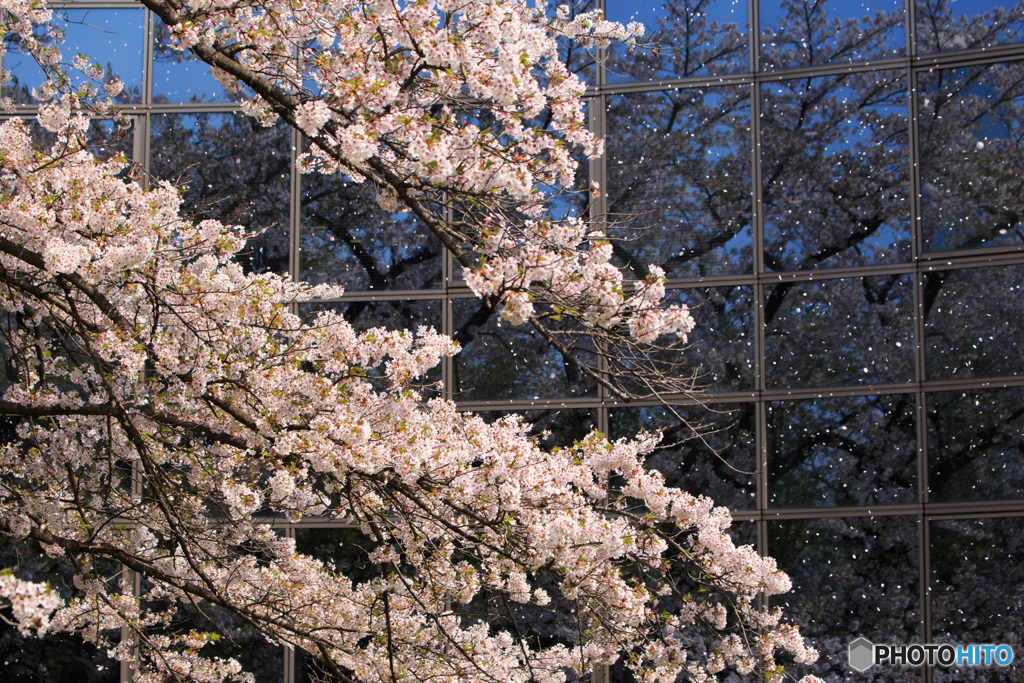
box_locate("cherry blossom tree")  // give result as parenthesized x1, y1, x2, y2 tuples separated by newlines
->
(0, 1, 831, 682)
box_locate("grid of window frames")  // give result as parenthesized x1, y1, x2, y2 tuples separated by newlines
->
(3, 0, 1024, 681)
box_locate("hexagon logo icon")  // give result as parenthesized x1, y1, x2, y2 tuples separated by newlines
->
(849, 638, 875, 672)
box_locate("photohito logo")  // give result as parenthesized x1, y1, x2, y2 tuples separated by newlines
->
(848, 638, 1015, 672)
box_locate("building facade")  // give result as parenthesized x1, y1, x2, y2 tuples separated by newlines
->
(2, 0, 1024, 681)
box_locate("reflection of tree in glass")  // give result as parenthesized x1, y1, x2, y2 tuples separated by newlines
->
(917, 0, 1024, 53)
(764, 275, 915, 389)
(1, 9, 144, 105)
(141, 580, 284, 683)
(771, 517, 920, 683)
(606, 0, 748, 81)
(452, 300, 596, 401)
(0, 537, 119, 682)
(767, 395, 917, 508)
(919, 61, 1024, 253)
(26, 118, 133, 163)
(605, 87, 753, 279)
(760, 0, 905, 70)
(931, 517, 1024, 683)
(761, 69, 910, 272)
(610, 404, 756, 510)
(149, 113, 291, 275)
(923, 265, 1024, 380)
(928, 388, 1024, 502)
(300, 173, 441, 291)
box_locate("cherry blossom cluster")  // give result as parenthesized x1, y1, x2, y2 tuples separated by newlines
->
(0, 113, 820, 681)
(466, 216, 696, 342)
(0, 1, 821, 680)
(0, 572, 62, 636)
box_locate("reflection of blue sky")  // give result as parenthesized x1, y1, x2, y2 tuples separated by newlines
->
(606, 0, 746, 30)
(605, 0, 749, 81)
(759, 0, 905, 66)
(4, 9, 144, 102)
(759, 0, 902, 29)
(153, 19, 231, 103)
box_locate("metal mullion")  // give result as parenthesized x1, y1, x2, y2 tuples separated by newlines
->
(906, 0, 917, 59)
(454, 397, 608, 413)
(442, 199, 454, 403)
(761, 504, 923, 520)
(590, 87, 609, 435)
(921, 512, 933, 683)
(923, 502, 1024, 519)
(916, 249, 1024, 270)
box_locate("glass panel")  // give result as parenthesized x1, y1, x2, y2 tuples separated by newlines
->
(605, 0, 749, 81)
(153, 19, 246, 103)
(294, 528, 377, 683)
(0, 537, 120, 682)
(759, 0, 905, 70)
(143, 593, 284, 683)
(301, 299, 441, 333)
(761, 71, 911, 271)
(299, 299, 443, 397)
(605, 87, 753, 278)
(923, 265, 1024, 380)
(300, 173, 442, 291)
(654, 286, 755, 392)
(150, 113, 291, 275)
(451, 298, 597, 401)
(767, 395, 918, 508)
(28, 118, 133, 162)
(609, 403, 757, 509)
(918, 61, 1024, 253)
(769, 516, 921, 682)
(2, 8, 144, 105)
(917, 0, 1024, 54)
(931, 516, 1024, 682)
(608, 521, 758, 683)
(477, 408, 597, 450)
(764, 275, 915, 389)
(552, 0, 597, 85)
(928, 388, 1024, 502)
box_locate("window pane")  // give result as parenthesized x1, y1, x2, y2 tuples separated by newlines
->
(761, 71, 911, 271)
(477, 408, 597, 450)
(152, 19, 243, 103)
(667, 286, 755, 391)
(150, 113, 291, 275)
(928, 388, 1024, 502)
(923, 265, 1024, 380)
(0, 537, 120, 682)
(28, 118, 133, 162)
(918, 61, 1024, 253)
(301, 299, 441, 333)
(917, 0, 1024, 54)
(294, 528, 377, 683)
(767, 395, 918, 508)
(300, 173, 441, 291)
(299, 299, 443, 397)
(552, 0, 597, 85)
(760, 0, 905, 70)
(931, 516, 1024, 682)
(764, 275, 915, 389)
(2, 8, 144, 105)
(770, 516, 920, 682)
(452, 299, 596, 401)
(605, 87, 753, 278)
(609, 403, 757, 510)
(605, 0, 749, 81)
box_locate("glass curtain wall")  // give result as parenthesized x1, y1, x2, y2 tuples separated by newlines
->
(3, 0, 1024, 681)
